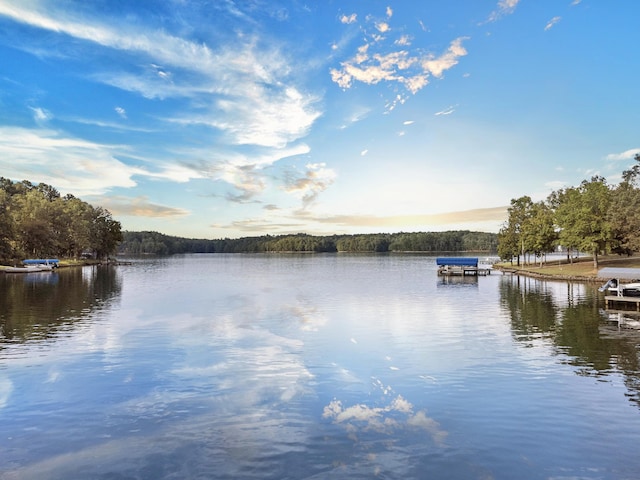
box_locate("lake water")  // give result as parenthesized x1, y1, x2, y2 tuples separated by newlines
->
(1, 254, 640, 479)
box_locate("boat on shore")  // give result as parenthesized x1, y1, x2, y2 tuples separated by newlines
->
(23, 259, 59, 269)
(4, 265, 46, 273)
(3, 258, 59, 273)
(599, 278, 640, 297)
(598, 267, 640, 297)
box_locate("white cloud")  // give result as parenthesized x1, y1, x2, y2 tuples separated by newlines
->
(486, 0, 521, 23)
(322, 394, 447, 444)
(331, 33, 468, 97)
(0, 127, 137, 192)
(29, 106, 51, 124)
(0, 126, 202, 196)
(606, 148, 640, 161)
(96, 195, 191, 218)
(340, 13, 357, 24)
(395, 35, 411, 46)
(284, 162, 337, 207)
(376, 21, 390, 33)
(0, 0, 331, 209)
(544, 16, 561, 31)
(421, 37, 468, 78)
(435, 106, 456, 116)
(0, 1, 322, 151)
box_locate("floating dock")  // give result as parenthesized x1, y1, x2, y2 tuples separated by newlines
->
(436, 257, 491, 276)
(599, 267, 640, 311)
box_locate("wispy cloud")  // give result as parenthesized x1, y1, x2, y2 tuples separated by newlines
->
(297, 206, 509, 229)
(330, 6, 468, 103)
(606, 148, 640, 161)
(434, 105, 456, 116)
(95, 195, 191, 218)
(29, 106, 51, 124)
(0, 126, 201, 196)
(331, 24, 468, 97)
(486, 0, 521, 23)
(323, 392, 447, 444)
(284, 163, 337, 207)
(0, 0, 325, 205)
(340, 13, 357, 24)
(544, 16, 561, 31)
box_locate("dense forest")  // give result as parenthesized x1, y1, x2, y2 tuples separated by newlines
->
(118, 230, 498, 255)
(498, 154, 640, 268)
(0, 178, 122, 261)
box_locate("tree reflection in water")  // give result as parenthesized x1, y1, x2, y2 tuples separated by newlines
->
(0, 266, 121, 346)
(500, 275, 640, 407)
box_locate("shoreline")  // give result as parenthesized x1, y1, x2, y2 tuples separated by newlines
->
(494, 254, 640, 283)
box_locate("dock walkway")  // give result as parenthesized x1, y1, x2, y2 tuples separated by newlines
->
(604, 295, 640, 312)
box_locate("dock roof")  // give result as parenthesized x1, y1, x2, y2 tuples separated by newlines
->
(598, 267, 640, 279)
(436, 257, 478, 267)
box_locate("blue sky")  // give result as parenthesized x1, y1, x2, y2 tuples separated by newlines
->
(0, 0, 638, 239)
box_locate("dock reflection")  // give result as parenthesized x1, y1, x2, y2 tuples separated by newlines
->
(437, 275, 478, 287)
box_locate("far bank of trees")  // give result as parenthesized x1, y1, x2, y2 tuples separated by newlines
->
(498, 154, 640, 268)
(0, 178, 122, 261)
(118, 230, 498, 255)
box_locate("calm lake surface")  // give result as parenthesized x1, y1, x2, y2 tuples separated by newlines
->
(1, 254, 640, 479)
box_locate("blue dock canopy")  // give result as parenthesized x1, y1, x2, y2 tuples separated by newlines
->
(436, 257, 478, 267)
(23, 259, 59, 265)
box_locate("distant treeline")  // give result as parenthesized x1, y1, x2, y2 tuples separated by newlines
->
(118, 230, 498, 255)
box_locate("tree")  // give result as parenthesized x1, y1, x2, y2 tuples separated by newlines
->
(522, 201, 557, 266)
(12, 189, 55, 257)
(554, 176, 612, 269)
(497, 222, 519, 264)
(60, 196, 94, 258)
(0, 190, 14, 258)
(608, 154, 640, 255)
(502, 196, 534, 266)
(89, 207, 123, 259)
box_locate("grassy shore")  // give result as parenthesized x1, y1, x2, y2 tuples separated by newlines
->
(495, 254, 640, 282)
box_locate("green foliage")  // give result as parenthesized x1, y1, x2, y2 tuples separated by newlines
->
(0, 177, 122, 261)
(498, 155, 640, 267)
(118, 230, 498, 255)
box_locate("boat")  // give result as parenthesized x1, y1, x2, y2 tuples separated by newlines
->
(4, 265, 44, 273)
(598, 267, 640, 298)
(599, 278, 640, 297)
(23, 259, 59, 269)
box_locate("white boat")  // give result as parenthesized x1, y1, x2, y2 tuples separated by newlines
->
(22, 259, 59, 270)
(599, 278, 640, 297)
(598, 267, 640, 298)
(4, 265, 43, 273)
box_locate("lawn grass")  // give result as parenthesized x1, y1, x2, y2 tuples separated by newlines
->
(495, 254, 640, 280)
